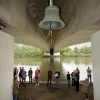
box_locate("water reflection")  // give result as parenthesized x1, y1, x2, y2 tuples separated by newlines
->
(61, 57, 91, 65)
(14, 57, 92, 81)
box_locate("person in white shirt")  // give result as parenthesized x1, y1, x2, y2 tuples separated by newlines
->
(87, 67, 92, 83)
(55, 68, 60, 90)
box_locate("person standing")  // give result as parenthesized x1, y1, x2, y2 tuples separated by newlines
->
(47, 68, 52, 87)
(67, 71, 71, 88)
(87, 67, 92, 83)
(35, 68, 40, 86)
(28, 68, 33, 83)
(76, 67, 80, 73)
(55, 68, 60, 90)
(80, 78, 90, 100)
(13, 77, 19, 100)
(71, 70, 75, 86)
(14, 67, 16, 78)
(14, 67, 18, 77)
(75, 69, 80, 92)
(19, 67, 22, 83)
(22, 68, 27, 87)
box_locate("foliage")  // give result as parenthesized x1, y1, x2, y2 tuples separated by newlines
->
(14, 44, 44, 58)
(80, 46, 91, 54)
(60, 46, 91, 57)
(14, 44, 91, 58)
(60, 47, 71, 55)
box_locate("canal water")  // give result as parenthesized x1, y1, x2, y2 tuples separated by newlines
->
(14, 57, 92, 82)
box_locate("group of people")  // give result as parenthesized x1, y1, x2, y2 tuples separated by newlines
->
(47, 67, 80, 91)
(13, 66, 92, 100)
(47, 68, 61, 90)
(14, 67, 27, 87)
(66, 67, 92, 100)
(47, 66, 92, 100)
(13, 67, 40, 85)
(13, 67, 40, 100)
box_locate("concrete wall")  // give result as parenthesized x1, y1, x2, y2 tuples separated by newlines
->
(0, 31, 14, 100)
(91, 31, 100, 100)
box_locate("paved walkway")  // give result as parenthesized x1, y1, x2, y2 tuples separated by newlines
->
(18, 83, 94, 100)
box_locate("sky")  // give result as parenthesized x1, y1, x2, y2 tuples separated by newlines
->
(69, 42, 91, 49)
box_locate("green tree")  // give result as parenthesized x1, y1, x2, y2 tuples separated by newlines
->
(80, 46, 91, 54)
(14, 44, 44, 58)
(73, 46, 80, 54)
(60, 47, 71, 55)
(60, 45, 91, 57)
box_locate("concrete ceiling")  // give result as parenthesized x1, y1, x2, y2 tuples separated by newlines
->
(0, 0, 100, 52)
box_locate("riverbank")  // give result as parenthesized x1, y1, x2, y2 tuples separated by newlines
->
(18, 83, 94, 100)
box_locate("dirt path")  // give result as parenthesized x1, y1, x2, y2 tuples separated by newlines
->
(18, 83, 94, 100)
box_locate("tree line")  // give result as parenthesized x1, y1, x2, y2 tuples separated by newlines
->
(60, 46, 91, 57)
(14, 44, 91, 58)
(14, 44, 44, 58)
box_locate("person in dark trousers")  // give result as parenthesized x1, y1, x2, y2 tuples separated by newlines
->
(22, 67, 27, 87)
(14, 67, 18, 78)
(28, 68, 33, 83)
(67, 71, 71, 88)
(19, 67, 23, 83)
(55, 68, 60, 90)
(87, 67, 92, 83)
(71, 70, 75, 86)
(75, 69, 80, 92)
(47, 68, 52, 87)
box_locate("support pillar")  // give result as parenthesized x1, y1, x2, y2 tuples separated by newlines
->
(91, 31, 100, 100)
(50, 48, 54, 55)
(0, 31, 14, 100)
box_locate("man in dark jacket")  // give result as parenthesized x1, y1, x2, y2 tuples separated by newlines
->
(47, 68, 52, 87)
(75, 70, 80, 92)
(28, 68, 33, 83)
(67, 71, 70, 88)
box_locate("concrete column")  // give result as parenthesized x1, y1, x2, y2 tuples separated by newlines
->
(91, 31, 100, 100)
(0, 31, 14, 100)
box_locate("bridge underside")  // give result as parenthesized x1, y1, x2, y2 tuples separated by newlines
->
(1, 1, 100, 100)
(0, 0, 100, 52)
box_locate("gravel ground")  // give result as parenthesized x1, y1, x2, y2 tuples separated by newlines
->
(18, 83, 94, 100)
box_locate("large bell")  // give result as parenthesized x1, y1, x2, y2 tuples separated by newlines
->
(39, 5, 65, 30)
